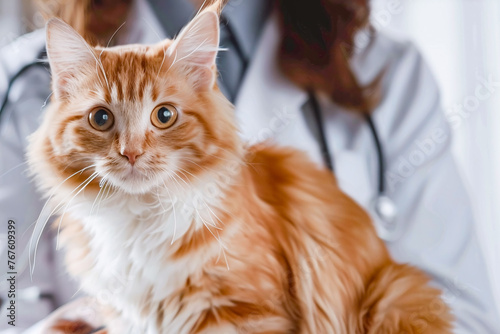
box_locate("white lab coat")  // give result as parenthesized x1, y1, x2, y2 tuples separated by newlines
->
(0, 1, 498, 332)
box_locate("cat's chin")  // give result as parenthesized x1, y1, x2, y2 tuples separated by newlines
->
(117, 182, 156, 195)
(108, 170, 159, 195)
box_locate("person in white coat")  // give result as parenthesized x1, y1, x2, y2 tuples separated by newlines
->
(0, 0, 498, 332)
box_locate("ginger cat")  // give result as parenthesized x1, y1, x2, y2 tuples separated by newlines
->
(28, 4, 452, 334)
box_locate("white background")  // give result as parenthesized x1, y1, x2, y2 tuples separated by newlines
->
(371, 0, 500, 310)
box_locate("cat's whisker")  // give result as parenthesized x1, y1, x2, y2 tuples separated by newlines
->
(50, 172, 99, 254)
(80, 40, 110, 92)
(30, 165, 98, 277)
(98, 173, 109, 188)
(174, 165, 232, 229)
(177, 167, 201, 181)
(97, 20, 125, 99)
(21, 220, 39, 240)
(131, 21, 167, 97)
(195, 206, 220, 230)
(29, 166, 96, 261)
(205, 147, 245, 164)
(195, 0, 210, 16)
(195, 207, 221, 236)
(174, 37, 210, 65)
(203, 200, 224, 227)
(167, 171, 187, 195)
(167, 194, 178, 245)
(155, 183, 167, 213)
(90, 173, 110, 215)
(155, 188, 162, 205)
(164, 176, 181, 244)
(56, 171, 100, 251)
(141, 18, 163, 43)
(61, 158, 94, 173)
(95, 63, 106, 93)
(100, 21, 126, 55)
(40, 91, 53, 113)
(165, 50, 178, 74)
(95, 182, 108, 214)
(70, 285, 84, 299)
(172, 171, 191, 189)
(0, 161, 28, 179)
(180, 158, 212, 173)
(156, 44, 168, 80)
(102, 180, 115, 204)
(90, 177, 106, 215)
(194, 207, 228, 270)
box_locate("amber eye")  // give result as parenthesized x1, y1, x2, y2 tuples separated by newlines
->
(89, 108, 114, 131)
(151, 104, 178, 129)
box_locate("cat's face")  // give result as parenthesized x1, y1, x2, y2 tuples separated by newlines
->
(30, 8, 241, 195)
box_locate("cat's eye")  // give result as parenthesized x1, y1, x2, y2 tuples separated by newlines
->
(151, 104, 178, 129)
(89, 108, 114, 131)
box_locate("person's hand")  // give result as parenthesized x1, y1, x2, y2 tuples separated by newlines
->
(51, 319, 105, 334)
(31, 298, 106, 334)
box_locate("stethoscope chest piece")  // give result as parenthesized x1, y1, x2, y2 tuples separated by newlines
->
(372, 195, 400, 241)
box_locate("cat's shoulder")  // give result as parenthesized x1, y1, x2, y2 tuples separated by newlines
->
(243, 142, 338, 199)
(245, 142, 332, 178)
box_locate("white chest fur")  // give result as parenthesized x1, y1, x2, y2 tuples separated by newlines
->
(66, 185, 226, 332)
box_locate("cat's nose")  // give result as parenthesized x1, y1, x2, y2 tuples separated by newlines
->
(121, 149, 143, 165)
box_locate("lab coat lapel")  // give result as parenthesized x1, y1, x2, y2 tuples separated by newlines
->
(234, 16, 323, 163)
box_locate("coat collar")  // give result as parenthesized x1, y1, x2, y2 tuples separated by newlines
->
(234, 14, 311, 156)
(145, 0, 270, 99)
(146, 0, 270, 59)
(221, 0, 271, 60)
(146, 0, 195, 38)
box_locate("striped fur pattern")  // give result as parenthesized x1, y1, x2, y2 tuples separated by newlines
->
(28, 6, 453, 334)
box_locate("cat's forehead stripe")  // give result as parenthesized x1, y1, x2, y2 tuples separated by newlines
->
(100, 50, 163, 103)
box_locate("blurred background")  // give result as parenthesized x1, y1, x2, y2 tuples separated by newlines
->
(1, 0, 499, 312)
(370, 0, 500, 310)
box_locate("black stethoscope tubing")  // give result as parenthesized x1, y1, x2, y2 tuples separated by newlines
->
(308, 92, 385, 195)
(309, 92, 399, 240)
(0, 49, 48, 122)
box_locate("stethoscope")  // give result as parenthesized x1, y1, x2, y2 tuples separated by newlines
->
(308, 92, 399, 241)
(0, 49, 49, 121)
(222, 17, 398, 238)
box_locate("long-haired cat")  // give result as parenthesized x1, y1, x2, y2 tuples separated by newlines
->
(28, 4, 453, 333)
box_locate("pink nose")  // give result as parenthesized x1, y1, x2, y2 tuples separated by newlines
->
(121, 150, 143, 165)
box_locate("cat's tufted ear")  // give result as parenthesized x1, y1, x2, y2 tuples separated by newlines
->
(167, 8, 220, 89)
(46, 18, 97, 100)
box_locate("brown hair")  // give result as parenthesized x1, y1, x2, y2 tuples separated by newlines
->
(35, 0, 132, 44)
(276, 0, 379, 112)
(35, 0, 93, 38)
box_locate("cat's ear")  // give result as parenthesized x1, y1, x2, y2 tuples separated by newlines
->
(167, 9, 220, 89)
(46, 18, 97, 100)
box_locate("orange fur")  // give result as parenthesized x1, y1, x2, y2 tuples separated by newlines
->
(29, 8, 453, 334)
